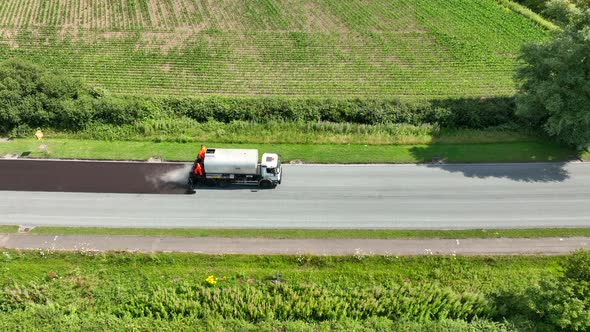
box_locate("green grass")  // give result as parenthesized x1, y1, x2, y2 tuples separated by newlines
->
(25, 226, 590, 239)
(0, 250, 568, 330)
(54, 120, 538, 145)
(582, 150, 590, 161)
(0, 0, 551, 98)
(0, 225, 18, 233)
(0, 314, 517, 332)
(0, 138, 576, 163)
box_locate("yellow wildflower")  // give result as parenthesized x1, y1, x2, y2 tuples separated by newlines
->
(205, 275, 218, 285)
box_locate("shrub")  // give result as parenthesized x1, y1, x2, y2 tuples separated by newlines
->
(0, 59, 92, 132)
(525, 250, 590, 331)
(91, 96, 152, 125)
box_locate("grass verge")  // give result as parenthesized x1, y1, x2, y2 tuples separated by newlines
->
(55, 121, 538, 145)
(24, 226, 590, 239)
(0, 249, 565, 331)
(0, 225, 18, 233)
(0, 138, 577, 163)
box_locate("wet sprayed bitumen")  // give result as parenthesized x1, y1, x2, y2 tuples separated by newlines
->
(0, 159, 194, 194)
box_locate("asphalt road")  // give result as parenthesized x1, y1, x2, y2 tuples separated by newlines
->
(0, 159, 589, 229)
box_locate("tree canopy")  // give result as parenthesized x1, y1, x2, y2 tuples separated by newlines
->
(516, 7, 590, 149)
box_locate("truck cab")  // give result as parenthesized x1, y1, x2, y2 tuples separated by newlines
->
(259, 153, 282, 188)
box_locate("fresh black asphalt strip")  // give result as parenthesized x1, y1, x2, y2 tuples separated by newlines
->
(0, 159, 192, 194)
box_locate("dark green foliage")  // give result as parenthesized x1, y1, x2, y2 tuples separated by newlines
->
(514, 0, 548, 13)
(563, 249, 590, 281)
(92, 96, 154, 125)
(524, 250, 590, 331)
(431, 97, 517, 129)
(0, 59, 90, 133)
(516, 10, 590, 149)
(515, 0, 590, 15)
(163, 96, 517, 129)
(543, 0, 581, 25)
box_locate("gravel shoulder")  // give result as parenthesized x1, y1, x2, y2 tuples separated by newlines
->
(1, 234, 588, 256)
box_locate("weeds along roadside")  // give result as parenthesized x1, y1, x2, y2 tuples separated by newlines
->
(1, 250, 588, 331)
(41, 119, 537, 145)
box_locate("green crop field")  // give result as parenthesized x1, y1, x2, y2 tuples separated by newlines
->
(0, 0, 550, 98)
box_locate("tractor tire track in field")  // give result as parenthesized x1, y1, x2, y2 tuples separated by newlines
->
(0, 159, 192, 195)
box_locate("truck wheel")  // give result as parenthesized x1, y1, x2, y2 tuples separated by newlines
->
(259, 179, 273, 189)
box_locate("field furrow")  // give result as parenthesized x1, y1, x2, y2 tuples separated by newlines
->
(0, 0, 550, 98)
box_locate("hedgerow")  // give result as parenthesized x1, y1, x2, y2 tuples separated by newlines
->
(160, 96, 517, 129)
(0, 59, 519, 138)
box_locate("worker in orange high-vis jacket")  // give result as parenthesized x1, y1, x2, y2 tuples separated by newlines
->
(195, 162, 203, 176)
(198, 145, 207, 160)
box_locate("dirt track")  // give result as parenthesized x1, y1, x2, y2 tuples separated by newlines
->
(0, 159, 191, 194)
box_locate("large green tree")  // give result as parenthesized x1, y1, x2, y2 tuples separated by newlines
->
(516, 8, 590, 149)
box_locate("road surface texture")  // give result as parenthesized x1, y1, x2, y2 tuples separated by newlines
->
(0, 234, 588, 255)
(0, 159, 589, 229)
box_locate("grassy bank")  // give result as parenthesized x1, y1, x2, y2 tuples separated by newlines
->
(0, 250, 566, 330)
(0, 138, 576, 163)
(54, 121, 535, 145)
(20, 226, 590, 239)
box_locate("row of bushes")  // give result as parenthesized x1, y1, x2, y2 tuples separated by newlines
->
(2, 93, 518, 134)
(0, 59, 519, 136)
(160, 96, 517, 129)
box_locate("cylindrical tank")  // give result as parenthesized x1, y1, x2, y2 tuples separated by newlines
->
(203, 149, 259, 175)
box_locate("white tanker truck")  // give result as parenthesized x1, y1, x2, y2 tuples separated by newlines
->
(188, 148, 282, 189)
